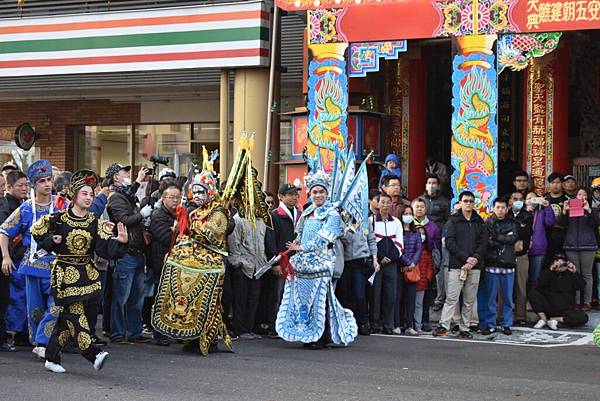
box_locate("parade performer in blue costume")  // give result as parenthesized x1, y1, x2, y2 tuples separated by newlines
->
(276, 147, 371, 349)
(0, 160, 65, 359)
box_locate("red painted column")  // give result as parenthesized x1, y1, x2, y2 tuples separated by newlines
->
(522, 39, 569, 194)
(407, 56, 427, 199)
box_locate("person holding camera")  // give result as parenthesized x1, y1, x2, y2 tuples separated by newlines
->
(530, 254, 588, 330)
(105, 163, 153, 344)
(560, 187, 599, 311)
(526, 191, 557, 290)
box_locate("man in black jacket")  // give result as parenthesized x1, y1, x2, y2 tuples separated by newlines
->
(262, 184, 299, 336)
(0, 170, 28, 351)
(480, 198, 519, 335)
(106, 163, 152, 344)
(434, 191, 487, 339)
(148, 181, 181, 346)
(509, 191, 533, 325)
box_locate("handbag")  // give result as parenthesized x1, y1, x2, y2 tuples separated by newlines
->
(404, 265, 421, 283)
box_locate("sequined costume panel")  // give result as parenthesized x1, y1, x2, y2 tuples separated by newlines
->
(152, 202, 232, 355)
(276, 203, 358, 345)
(44, 301, 101, 364)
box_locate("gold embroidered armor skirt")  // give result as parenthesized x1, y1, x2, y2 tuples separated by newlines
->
(151, 235, 232, 355)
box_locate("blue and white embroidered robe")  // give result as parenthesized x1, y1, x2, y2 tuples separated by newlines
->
(276, 202, 358, 345)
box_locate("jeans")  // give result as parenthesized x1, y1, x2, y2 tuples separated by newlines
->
(394, 270, 417, 329)
(434, 266, 447, 306)
(439, 269, 481, 332)
(481, 271, 515, 329)
(528, 255, 545, 290)
(102, 262, 114, 334)
(371, 263, 397, 331)
(336, 258, 371, 326)
(476, 274, 488, 328)
(111, 253, 146, 340)
(414, 291, 426, 330)
(565, 251, 596, 305)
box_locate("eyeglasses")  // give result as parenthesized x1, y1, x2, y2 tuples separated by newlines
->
(462, 199, 474, 204)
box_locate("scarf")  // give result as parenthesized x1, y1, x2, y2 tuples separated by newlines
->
(29, 189, 54, 263)
(110, 184, 136, 204)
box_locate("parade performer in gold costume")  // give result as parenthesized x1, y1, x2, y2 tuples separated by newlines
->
(31, 170, 128, 373)
(152, 137, 271, 356)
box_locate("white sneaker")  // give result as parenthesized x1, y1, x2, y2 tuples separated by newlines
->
(93, 351, 109, 371)
(32, 346, 46, 360)
(405, 328, 420, 336)
(533, 319, 546, 329)
(44, 361, 66, 373)
(392, 327, 402, 335)
(547, 319, 558, 331)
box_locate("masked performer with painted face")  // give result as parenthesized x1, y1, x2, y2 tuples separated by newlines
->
(30, 170, 129, 373)
(152, 148, 232, 355)
(152, 138, 271, 355)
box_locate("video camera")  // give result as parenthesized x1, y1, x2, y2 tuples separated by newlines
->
(149, 155, 170, 166)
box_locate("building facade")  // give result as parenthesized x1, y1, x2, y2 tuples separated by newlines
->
(0, 0, 304, 190)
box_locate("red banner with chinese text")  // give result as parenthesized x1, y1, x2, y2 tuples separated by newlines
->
(288, 0, 600, 43)
(525, 60, 554, 195)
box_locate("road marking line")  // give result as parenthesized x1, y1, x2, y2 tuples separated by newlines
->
(371, 332, 593, 348)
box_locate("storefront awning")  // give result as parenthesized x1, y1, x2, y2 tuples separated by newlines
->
(0, 1, 270, 77)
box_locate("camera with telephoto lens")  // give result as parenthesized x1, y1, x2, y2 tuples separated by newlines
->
(149, 155, 169, 166)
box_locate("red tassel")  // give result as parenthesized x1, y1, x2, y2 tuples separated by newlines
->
(175, 205, 189, 236)
(54, 195, 67, 210)
(279, 251, 295, 279)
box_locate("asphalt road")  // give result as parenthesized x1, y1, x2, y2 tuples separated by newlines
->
(1, 333, 598, 401)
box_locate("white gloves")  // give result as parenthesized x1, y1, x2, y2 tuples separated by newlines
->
(140, 204, 153, 219)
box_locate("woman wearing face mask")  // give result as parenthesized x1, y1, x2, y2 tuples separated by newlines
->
(509, 191, 533, 325)
(422, 174, 450, 232)
(413, 225, 434, 334)
(393, 206, 422, 335)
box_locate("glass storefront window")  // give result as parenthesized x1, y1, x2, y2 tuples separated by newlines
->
(193, 123, 220, 141)
(135, 124, 191, 177)
(191, 122, 221, 176)
(280, 120, 292, 161)
(77, 125, 132, 177)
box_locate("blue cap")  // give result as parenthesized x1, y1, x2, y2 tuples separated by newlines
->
(26, 160, 52, 184)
